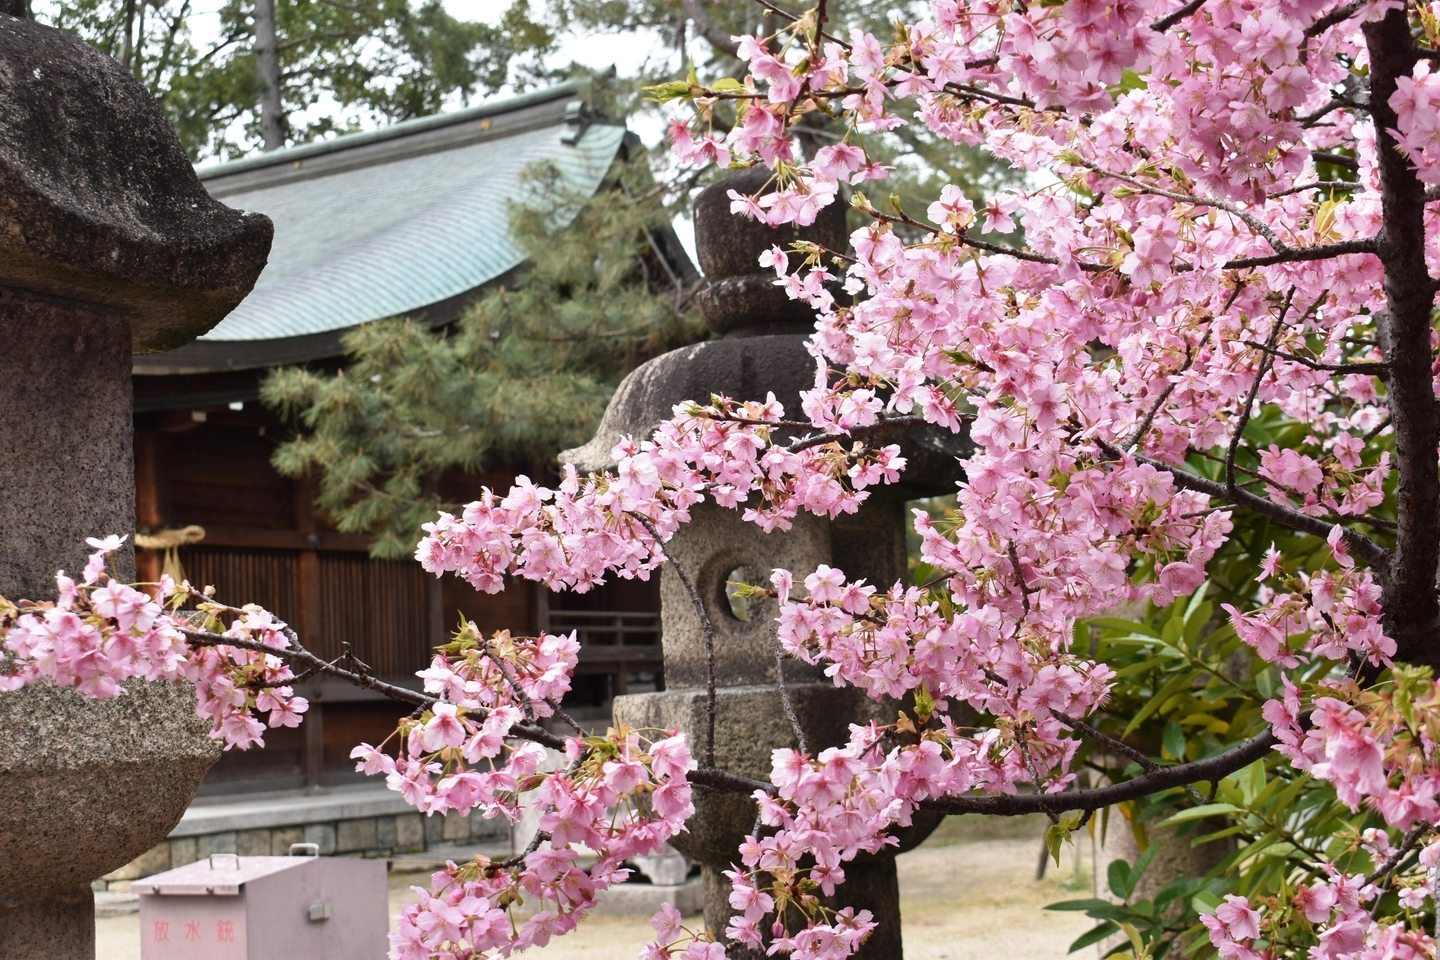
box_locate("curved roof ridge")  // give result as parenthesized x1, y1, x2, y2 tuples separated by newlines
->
(194, 82, 581, 183)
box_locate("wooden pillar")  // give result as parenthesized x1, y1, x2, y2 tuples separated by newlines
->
(294, 473, 322, 645)
(304, 695, 325, 790)
(133, 428, 165, 588)
(294, 474, 324, 788)
(532, 582, 550, 637)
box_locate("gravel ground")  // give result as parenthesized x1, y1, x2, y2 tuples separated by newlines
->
(97, 815, 1095, 960)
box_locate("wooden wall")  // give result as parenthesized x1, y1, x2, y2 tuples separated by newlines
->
(133, 393, 661, 796)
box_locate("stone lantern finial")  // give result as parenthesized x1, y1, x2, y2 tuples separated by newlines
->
(0, 14, 273, 358)
(692, 166, 847, 339)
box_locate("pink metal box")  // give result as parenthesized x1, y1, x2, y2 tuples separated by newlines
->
(134, 852, 387, 959)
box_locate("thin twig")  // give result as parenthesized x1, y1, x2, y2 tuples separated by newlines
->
(544, 697, 587, 735)
(1092, 440, 1389, 567)
(481, 639, 537, 723)
(771, 624, 809, 755)
(1228, 291, 1295, 498)
(1063, 714, 1207, 804)
(498, 829, 552, 869)
(1241, 340, 1388, 374)
(1366, 822, 1430, 887)
(178, 625, 571, 751)
(1007, 540, 1034, 618)
(1016, 727, 1059, 823)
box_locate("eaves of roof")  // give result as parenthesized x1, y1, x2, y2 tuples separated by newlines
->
(135, 83, 626, 376)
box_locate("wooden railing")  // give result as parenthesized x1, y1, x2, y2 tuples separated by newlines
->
(543, 609, 662, 662)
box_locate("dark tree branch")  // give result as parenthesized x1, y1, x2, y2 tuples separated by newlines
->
(1092, 439, 1390, 568)
(1222, 237, 1377, 270)
(1365, 10, 1440, 665)
(1305, 0, 1365, 36)
(681, 0, 741, 58)
(1061, 714, 1207, 804)
(1151, 0, 1207, 32)
(1242, 340, 1389, 373)
(918, 729, 1279, 815)
(1312, 151, 1361, 171)
(771, 625, 810, 755)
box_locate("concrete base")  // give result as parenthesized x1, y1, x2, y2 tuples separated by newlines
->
(592, 875, 704, 917)
(0, 884, 95, 960)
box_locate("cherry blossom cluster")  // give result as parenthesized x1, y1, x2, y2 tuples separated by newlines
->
(382, 723, 696, 960)
(1263, 663, 1440, 828)
(1199, 846, 1440, 960)
(1223, 525, 1392, 668)
(1391, 7, 1440, 184)
(13, 0, 1440, 950)
(652, 0, 1440, 950)
(0, 535, 308, 750)
(337, 618, 701, 959)
(414, 394, 910, 595)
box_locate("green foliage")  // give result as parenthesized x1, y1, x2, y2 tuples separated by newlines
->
(262, 157, 703, 559)
(34, 0, 554, 160)
(1045, 587, 1404, 959)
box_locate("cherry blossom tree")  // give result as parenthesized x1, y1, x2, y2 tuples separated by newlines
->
(7, 0, 1440, 955)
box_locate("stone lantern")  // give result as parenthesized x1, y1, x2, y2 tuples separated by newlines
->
(563, 168, 964, 959)
(0, 12, 272, 958)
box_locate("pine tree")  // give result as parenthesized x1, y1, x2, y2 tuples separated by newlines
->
(256, 1, 1022, 557)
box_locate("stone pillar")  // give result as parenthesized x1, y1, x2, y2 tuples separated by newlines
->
(563, 169, 963, 959)
(0, 12, 271, 958)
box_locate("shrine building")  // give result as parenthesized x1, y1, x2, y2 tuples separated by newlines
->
(130, 82, 689, 801)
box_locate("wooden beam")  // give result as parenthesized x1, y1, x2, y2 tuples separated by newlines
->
(574, 646, 664, 664)
(191, 526, 373, 553)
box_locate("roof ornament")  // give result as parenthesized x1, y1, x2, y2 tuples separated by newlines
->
(561, 100, 598, 146)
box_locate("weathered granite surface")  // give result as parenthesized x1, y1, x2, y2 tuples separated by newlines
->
(0, 303, 137, 600)
(692, 165, 848, 338)
(0, 10, 271, 958)
(0, 12, 272, 352)
(563, 335, 817, 475)
(0, 680, 220, 894)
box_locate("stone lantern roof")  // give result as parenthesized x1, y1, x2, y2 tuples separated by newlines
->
(0, 14, 273, 354)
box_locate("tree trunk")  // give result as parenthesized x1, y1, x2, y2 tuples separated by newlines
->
(1365, 8, 1439, 665)
(253, 0, 285, 151)
(120, 0, 135, 71)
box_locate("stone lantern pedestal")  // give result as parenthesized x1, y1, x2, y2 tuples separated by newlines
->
(0, 12, 271, 957)
(564, 169, 965, 959)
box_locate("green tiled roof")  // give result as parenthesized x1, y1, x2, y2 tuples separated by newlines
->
(135, 84, 627, 374)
